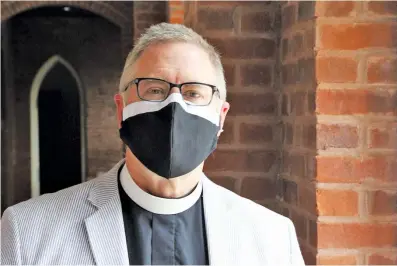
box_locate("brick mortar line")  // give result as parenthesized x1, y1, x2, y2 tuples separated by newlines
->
(230, 117, 239, 144)
(317, 149, 397, 157)
(234, 178, 243, 193)
(281, 146, 318, 153)
(357, 55, 367, 84)
(235, 64, 241, 88)
(280, 114, 317, 119)
(233, 6, 242, 35)
(366, 148, 397, 153)
(317, 181, 397, 190)
(318, 216, 397, 224)
(235, 32, 278, 38)
(281, 148, 318, 155)
(233, 116, 280, 123)
(281, 28, 315, 40)
(362, 149, 397, 158)
(317, 249, 360, 256)
(316, 49, 397, 57)
(281, 21, 316, 37)
(316, 16, 397, 25)
(316, 118, 362, 124)
(317, 84, 397, 90)
(278, 174, 317, 189)
(234, 119, 280, 125)
(282, 50, 316, 59)
(359, 191, 368, 219)
(317, 248, 397, 255)
(359, 123, 368, 151)
(281, 86, 318, 92)
(317, 115, 397, 123)
(281, 54, 316, 64)
(285, 204, 318, 221)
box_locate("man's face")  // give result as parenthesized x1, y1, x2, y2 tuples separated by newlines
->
(116, 41, 230, 134)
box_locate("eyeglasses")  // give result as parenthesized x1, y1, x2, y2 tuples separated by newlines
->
(123, 77, 220, 106)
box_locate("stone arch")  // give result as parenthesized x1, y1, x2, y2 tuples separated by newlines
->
(1, 1, 133, 62)
(1, 1, 128, 28)
(30, 55, 86, 198)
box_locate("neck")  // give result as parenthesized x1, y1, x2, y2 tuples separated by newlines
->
(125, 151, 203, 199)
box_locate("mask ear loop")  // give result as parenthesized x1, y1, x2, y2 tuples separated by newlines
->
(217, 113, 224, 133)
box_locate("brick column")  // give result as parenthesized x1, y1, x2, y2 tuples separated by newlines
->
(168, 1, 184, 24)
(315, 1, 397, 265)
(279, 2, 317, 264)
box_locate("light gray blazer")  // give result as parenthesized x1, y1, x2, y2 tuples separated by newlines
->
(1, 160, 305, 265)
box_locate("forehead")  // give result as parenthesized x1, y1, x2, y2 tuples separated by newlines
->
(129, 42, 217, 85)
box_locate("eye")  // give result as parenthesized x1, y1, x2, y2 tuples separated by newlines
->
(147, 87, 166, 95)
(183, 90, 202, 98)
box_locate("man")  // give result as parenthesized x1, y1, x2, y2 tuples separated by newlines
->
(1, 23, 304, 265)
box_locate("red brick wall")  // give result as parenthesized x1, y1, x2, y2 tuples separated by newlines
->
(279, 1, 317, 264)
(315, 1, 397, 264)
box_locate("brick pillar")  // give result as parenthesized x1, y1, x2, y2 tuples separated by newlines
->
(315, 1, 397, 265)
(168, 1, 184, 24)
(279, 2, 317, 264)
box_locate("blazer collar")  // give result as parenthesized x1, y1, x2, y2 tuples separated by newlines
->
(85, 160, 129, 265)
(202, 176, 238, 265)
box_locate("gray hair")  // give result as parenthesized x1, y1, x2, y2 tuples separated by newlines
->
(119, 23, 226, 100)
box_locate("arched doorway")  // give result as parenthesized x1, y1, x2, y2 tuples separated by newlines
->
(30, 55, 86, 197)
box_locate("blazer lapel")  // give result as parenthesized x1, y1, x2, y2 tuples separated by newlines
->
(202, 176, 239, 265)
(84, 160, 129, 265)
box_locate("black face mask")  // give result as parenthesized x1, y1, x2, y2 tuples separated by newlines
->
(119, 94, 220, 179)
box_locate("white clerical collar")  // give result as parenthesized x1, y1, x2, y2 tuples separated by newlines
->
(120, 164, 203, 215)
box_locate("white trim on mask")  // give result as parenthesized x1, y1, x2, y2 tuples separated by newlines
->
(120, 164, 203, 215)
(122, 93, 220, 126)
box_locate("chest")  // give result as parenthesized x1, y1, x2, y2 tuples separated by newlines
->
(120, 189, 209, 265)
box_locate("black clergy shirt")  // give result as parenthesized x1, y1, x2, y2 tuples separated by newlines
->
(117, 164, 209, 265)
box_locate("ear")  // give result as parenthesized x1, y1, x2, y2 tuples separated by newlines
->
(217, 101, 230, 137)
(114, 93, 124, 129)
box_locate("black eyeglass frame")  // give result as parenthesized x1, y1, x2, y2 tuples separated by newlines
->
(123, 77, 220, 106)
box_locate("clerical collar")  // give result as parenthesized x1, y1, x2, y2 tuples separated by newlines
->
(120, 164, 203, 215)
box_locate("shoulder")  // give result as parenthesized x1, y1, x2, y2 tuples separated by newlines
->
(2, 178, 97, 224)
(206, 177, 292, 228)
(3, 160, 124, 222)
